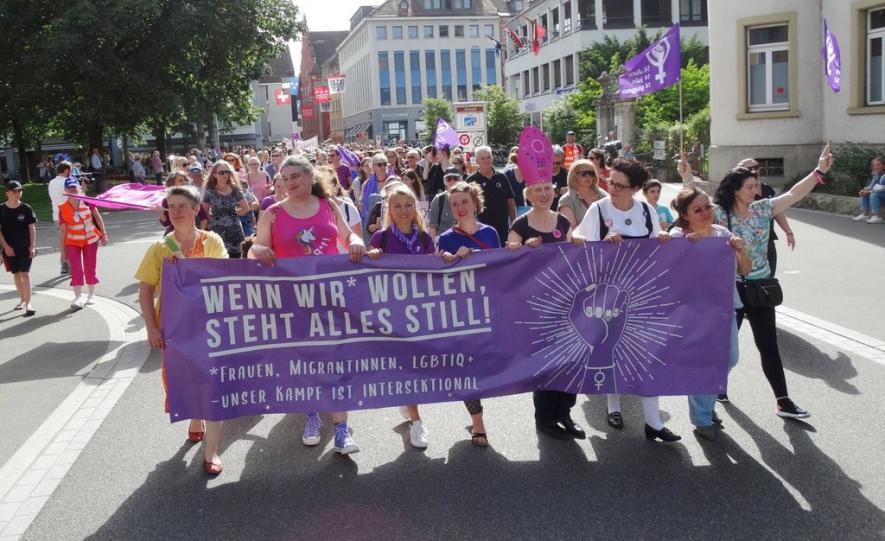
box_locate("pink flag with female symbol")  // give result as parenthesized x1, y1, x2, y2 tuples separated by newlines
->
(517, 126, 554, 186)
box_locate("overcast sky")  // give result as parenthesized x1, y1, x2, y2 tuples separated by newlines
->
(289, 0, 381, 69)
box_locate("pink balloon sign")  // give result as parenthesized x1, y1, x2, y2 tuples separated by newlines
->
(517, 126, 554, 186)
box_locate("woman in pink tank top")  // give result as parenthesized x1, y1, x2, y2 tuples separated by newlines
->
(249, 155, 366, 456)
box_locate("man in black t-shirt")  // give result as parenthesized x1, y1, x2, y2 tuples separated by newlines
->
(467, 146, 516, 244)
(0, 181, 37, 315)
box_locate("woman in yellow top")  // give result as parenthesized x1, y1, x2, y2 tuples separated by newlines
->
(135, 185, 229, 476)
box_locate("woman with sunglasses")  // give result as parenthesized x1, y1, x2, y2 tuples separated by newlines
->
(572, 159, 679, 443)
(679, 145, 834, 418)
(202, 160, 250, 258)
(558, 159, 607, 227)
(669, 187, 751, 440)
(588, 149, 610, 191)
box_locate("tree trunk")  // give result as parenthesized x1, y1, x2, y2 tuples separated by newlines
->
(122, 135, 130, 178)
(195, 121, 207, 150)
(154, 124, 168, 160)
(12, 120, 31, 183)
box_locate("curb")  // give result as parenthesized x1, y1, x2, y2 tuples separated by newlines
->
(0, 286, 150, 539)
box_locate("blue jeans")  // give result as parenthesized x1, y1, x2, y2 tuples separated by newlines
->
(688, 315, 739, 427)
(861, 191, 885, 214)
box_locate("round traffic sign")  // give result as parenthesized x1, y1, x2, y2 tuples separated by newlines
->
(459, 133, 471, 145)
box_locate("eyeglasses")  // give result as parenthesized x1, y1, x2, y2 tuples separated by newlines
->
(609, 182, 631, 191)
(271, 154, 281, 158)
(215, 170, 231, 175)
(576, 170, 596, 177)
(690, 204, 714, 214)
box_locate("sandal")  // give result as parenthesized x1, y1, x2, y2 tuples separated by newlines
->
(188, 421, 206, 443)
(471, 432, 489, 448)
(13, 302, 24, 310)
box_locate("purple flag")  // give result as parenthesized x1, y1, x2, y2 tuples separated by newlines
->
(161, 239, 734, 422)
(337, 145, 360, 168)
(434, 117, 458, 149)
(618, 24, 681, 99)
(823, 19, 841, 93)
(70, 183, 165, 210)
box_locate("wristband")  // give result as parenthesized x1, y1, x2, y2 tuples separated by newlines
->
(812, 168, 826, 185)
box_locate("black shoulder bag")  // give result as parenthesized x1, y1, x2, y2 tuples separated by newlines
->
(727, 211, 783, 308)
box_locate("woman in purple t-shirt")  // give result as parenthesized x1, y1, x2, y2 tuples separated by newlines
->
(366, 183, 435, 449)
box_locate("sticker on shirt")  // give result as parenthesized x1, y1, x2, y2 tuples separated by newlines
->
(296, 226, 332, 256)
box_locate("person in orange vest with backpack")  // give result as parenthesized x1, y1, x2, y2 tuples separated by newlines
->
(58, 178, 107, 310)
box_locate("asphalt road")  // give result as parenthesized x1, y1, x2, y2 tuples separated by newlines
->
(3, 197, 885, 540)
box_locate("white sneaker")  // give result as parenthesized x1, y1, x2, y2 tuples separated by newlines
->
(301, 413, 322, 446)
(867, 216, 883, 224)
(852, 213, 869, 221)
(409, 420, 428, 449)
(84, 294, 96, 305)
(70, 297, 85, 311)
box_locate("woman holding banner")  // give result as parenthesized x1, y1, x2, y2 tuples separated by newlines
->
(572, 159, 680, 443)
(249, 155, 366, 455)
(669, 187, 751, 440)
(505, 133, 583, 441)
(684, 145, 834, 419)
(136, 184, 228, 475)
(438, 181, 500, 447)
(365, 183, 435, 449)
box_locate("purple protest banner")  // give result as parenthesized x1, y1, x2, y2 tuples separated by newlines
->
(161, 239, 734, 422)
(823, 19, 841, 93)
(618, 24, 681, 99)
(434, 118, 459, 149)
(70, 183, 165, 210)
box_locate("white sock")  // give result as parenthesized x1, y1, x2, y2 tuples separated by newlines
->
(641, 396, 664, 430)
(606, 394, 621, 414)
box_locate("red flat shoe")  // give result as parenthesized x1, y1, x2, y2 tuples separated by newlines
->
(188, 421, 206, 443)
(203, 459, 223, 476)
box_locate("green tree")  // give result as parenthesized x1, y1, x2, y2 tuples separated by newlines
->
(421, 98, 453, 143)
(473, 84, 522, 148)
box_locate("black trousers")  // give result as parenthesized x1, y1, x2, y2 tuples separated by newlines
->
(767, 239, 778, 277)
(533, 390, 577, 423)
(736, 304, 788, 399)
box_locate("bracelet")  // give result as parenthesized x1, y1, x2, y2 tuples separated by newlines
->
(812, 168, 826, 185)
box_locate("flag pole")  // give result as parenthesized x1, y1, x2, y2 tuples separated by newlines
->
(678, 78, 684, 152)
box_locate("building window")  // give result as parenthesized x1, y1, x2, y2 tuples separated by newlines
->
(512, 0, 524, 10)
(441, 49, 453, 101)
(868, 7, 885, 105)
(410, 50, 422, 104)
(578, 0, 596, 29)
(679, 0, 707, 24)
(540, 14, 549, 42)
(453, 0, 473, 7)
(747, 24, 790, 111)
(456, 49, 468, 101)
(642, 0, 671, 27)
(392, 26, 403, 39)
(440, 25, 449, 38)
(455, 25, 465, 37)
(471, 48, 482, 93)
(756, 158, 784, 177)
(565, 54, 575, 85)
(424, 25, 434, 38)
(542, 63, 551, 91)
(553, 58, 562, 88)
(532, 67, 540, 94)
(485, 24, 495, 37)
(377, 26, 387, 39)
(379, 51, 391, 105)
(603, 0, 633, 29)
(425, 50, 438, 98)
(522, 70, 530, 97)
(486, 48, 497, 85)
(394, 51, 406, 105)
(521, 24, 529, 44)
(423, 0, 441, 8)
(563, 2, 573, 33)
(469, 24, 480, 38)
(551, 8, 560, 38)
(408, 25, 418, 39)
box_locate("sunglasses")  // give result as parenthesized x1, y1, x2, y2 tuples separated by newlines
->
(553, 161, 562, 166)
(609, 182, 631, 191)
(215, 170, 231, 175)
(576, 170, 596, 177)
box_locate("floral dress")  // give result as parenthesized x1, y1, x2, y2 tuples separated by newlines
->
(203, 188, 245, 254)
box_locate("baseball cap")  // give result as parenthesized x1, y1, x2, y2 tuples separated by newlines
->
(5, 180, 22, 191)
(64, 178, 80, 189)
(189, 163, 204, 173)
(566, 130, 576, 136)
(443, 167, 461, 179)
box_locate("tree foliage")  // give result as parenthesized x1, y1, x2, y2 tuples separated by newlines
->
(0, 0, 304, 173)
(473, 84, 522, 148)
(421, 98, 454, 144)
